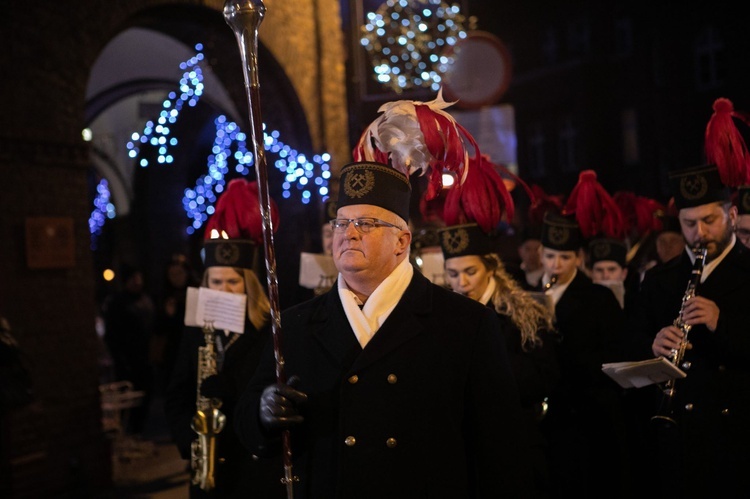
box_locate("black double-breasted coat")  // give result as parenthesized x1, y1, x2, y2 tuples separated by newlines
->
(626, 242, 750, 498)
(235, 270, 536, 499)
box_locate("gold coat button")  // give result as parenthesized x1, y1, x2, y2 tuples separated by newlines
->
(684, 403, 694, 412)
(386, 437, 397, 448)
(348, 375, 359, 384)
(387, 374, 398, 384)
(721, 408, 730, 415)
(345, 436, 356, 446)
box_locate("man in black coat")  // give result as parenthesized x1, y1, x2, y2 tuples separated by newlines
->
(627, 163, 750, 498)
(234, 161, 536, 499)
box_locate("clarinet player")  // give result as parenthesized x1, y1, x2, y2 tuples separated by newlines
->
(164, 179, 285, 498)
(626, 158, 750, 498)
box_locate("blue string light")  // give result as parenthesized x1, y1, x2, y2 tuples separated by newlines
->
(92, 43, 331, 238)
(89, 178, 116, 249)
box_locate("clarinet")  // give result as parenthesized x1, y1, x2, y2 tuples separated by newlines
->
(651, 244, 707, 428)
(543, 274, 558, 291)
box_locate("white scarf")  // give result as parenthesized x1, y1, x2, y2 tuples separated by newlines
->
(338, 258, 413, 348)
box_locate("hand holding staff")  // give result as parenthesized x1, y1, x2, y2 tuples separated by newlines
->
(223, 1, 297, 496)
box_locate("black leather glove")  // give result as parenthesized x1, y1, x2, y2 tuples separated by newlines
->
(259, 375, 307, 430)
(200, 373, 232, 400)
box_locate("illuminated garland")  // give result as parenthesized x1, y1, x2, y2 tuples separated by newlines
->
(360, 0, 467, 93)
(90, 43, 331, 238)
(89, 178, 115, 249)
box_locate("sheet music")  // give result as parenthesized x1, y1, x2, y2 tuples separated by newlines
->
(299, 252, 337, 289)
(184, 286, 246, 334)
(602, 357, 686, 389)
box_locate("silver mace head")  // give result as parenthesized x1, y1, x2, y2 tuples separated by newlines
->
(224, 0, 266, 30)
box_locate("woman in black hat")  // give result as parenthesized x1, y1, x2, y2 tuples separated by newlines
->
(439, 222, 559, 498)
(164, 179, 285, 499)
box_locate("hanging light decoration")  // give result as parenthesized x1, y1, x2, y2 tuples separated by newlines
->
(360, 0, 467, 94)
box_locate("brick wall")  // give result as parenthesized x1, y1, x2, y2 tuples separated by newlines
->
(0, 1, 210, 496)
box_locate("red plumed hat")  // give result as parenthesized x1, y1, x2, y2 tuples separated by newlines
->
(613, 190, 666, 240)
(442, 153, 515, 233)
(528, 184, 564, 227)
(563, 170, 626, 240)
(352, 89, 480, 202)
(204, 178, 280, 245)
(704, 97, 750, 187)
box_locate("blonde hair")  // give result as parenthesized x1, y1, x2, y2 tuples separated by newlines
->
(482, 254, 555, 351)
(201, 267, 271, 331)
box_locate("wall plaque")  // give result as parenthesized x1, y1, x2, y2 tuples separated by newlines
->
(25, 217, 75, 269)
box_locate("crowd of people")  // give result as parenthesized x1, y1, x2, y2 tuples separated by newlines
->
(98, 94, 750, 498)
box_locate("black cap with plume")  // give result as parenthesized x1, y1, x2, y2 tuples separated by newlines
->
(203, 178, 279, 270)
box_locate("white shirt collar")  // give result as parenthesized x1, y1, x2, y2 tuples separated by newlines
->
(478, 277, 497, 306)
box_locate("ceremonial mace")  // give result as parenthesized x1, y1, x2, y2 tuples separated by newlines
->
(223, 2, 296, 496)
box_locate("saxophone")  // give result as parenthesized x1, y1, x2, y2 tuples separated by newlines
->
(190, 321, 226, 491)
(651, 244, 707, 427)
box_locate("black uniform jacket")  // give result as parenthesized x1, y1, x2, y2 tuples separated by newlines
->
(537, 271, 629, 497)
(235, 270, 536, 499)
(499, 314, 560, 420)
(542, 271, 626, 418)
(627, 242, 750, 497)
(165, 320, 285, 498)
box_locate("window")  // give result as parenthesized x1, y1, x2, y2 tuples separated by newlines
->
(566, 18, 591, 58)
(622, 109, 639, 165)
(695, 25, 724, 89)
(614, 17, 633, 57)
(558, 116, 578, 173)
(542, 28, 559, 65)
(527, 121, 546, 178)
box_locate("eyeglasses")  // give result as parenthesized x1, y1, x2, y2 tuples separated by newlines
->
(329, 217, 403, 234)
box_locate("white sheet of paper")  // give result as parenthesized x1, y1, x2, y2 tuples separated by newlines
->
(602, 357, 686, 389)
(184, 286, 246, 334)
(417, 251, 445, 286)
(299, 252, 337, 289)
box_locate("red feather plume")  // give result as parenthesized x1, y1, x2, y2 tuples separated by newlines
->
(204, 178, 280, 245)
(563, 170, 625, 239)
(704, 97, 750, 187)
(442, 154, 515, 233)
(613, 191, 666, 240)
(528, 184, 564, 226)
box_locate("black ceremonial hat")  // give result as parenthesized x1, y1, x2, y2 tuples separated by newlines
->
(203, 239, 258, 270)
(736, 185, 750, 215)
(437, 223, 501, 260)
(324, 199, 338, 221)
(541, 211, 583, 251)
(337, 161, 411, 222)
(668, 164, 730, 210)
(588, 237, 627, 267)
